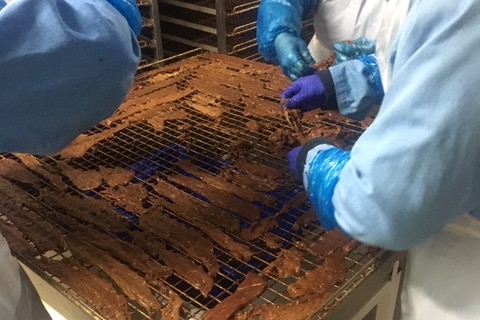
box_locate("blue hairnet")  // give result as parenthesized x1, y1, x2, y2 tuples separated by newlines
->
(104, 0, 142, 36)
(306, 147, 350, 230)
(0, 0, 140, 155)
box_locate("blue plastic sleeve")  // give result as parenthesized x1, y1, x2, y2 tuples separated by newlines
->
(306, 147, 350, 230)
(0, 1, 6, 10)
(358, 54, 384, 103)
(257, 0, 317, 62)
(104, 0, 142, 36)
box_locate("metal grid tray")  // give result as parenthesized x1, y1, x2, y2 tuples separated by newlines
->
(0, 53, 392, 320)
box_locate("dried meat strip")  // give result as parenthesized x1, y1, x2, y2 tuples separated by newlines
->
(140, 206, 219, 276)
(57, 162, 103, 191)
(153, 179, 240, 233)
(294, 230, 351, 258)
(100, 183, 149, 215)
(39, 189, 128, 234)
(98, 166, 135, 187)
(168, 174, 260, 222)
(154, 197, 253, 261)
(37, 257, 130, 320)
(176, 160, 275, 206)
(74, 225, 172, 281)
(263, 248, 303, 279)
(0, 198, 65, 253)
(287, 251, 347, 299)
(66, 236, 164, 316)
(0, 157, 40, 186)
(203, 272, 267, 320)
(237, 292, 330, 320)
(0, 220, 37, 256)
(130, 231, 214, 298)
(14, 154, 68, 191)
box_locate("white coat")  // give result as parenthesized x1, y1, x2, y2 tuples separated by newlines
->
(307, 1, 480, 319)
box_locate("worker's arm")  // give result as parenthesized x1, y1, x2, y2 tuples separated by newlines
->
(0, 0, 141, 155)
(283, 54, 383, 120)
(257, 0, 319, 80)
(298, 0, 480, 250)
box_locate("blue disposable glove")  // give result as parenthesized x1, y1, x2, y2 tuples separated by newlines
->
(333, 37, 376, 64)
(282, 74, 326, 110)
(104, 0, 142, 36)
(274, 32, 316, 81)
(286, 138, 333, 182)
(287, 146, 303, 180)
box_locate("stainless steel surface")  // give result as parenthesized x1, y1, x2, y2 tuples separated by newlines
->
(138, 0, 164, 64)
(0, 53, 399, 320)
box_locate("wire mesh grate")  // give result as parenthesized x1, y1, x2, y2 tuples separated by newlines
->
(0, 52, 389, 320)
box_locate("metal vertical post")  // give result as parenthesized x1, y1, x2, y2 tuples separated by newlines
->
(215, 0, 227, 53)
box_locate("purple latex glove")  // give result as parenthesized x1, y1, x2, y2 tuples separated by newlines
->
(287, 146, 302, 181)
(282, 74, 326, 111)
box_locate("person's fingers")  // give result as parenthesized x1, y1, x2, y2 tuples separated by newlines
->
(282, 82, 300, 99)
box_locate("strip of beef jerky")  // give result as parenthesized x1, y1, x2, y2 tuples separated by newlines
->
(74, 225, 172, 281)
(233, 157, 284, 180)
(294, 230, 351, 258)
(66, 235, 163, 316)
(220, 169, 280, 193)
(239, 216, 277, 241)
(140, 206, 219, 276)
(100, 183, 149, 215)
(142, 105, 190, 131)
(58, 122, 129, 159)
(56, 162, 103, 191)
(37, 257, 130, 320)
(160, 289, 183, 320)
(98, 166, 135, 187)
(39, 189, 128, 234)
(263, 248, 303, 279)
(153, 197, 252, 261)
(287, 251, 347, 299)
(168, 174, 260, 222)
(276, 192, 308, 217)
(153, 179, 240, 233)
(130, 230, 214, 297)
(185, 94, 223, 118)
(176, 160, 275, 206)
(262, 233, 282, 249)
(106, 86, 194, 125)
(0, 198, 66, 253)
(236, 292, 330, 320)
(203, 272, 267, 320)
(292, 209, 318, 231)
(0, 157, 40, 186)
(193, 63, 280, 100)
(14, 154, 68, 191)
(130, 69, 190, 97)
(188, 77, 243, 104)
(0, 220, 37, 256)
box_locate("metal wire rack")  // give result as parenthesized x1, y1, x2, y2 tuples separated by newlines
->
(0, 52, 401, 320)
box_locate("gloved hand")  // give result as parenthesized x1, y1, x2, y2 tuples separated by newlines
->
(104, 0, 142, 36)
(274, 32, 316, 81)
(286, 138, 333, 182)
(287, 146, 303, 180)
(334, 37, 376, 64)
(282, 74, 326, 111)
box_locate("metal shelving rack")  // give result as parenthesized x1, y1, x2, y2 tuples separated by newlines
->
(158, 0, 258, 59)
(137, 0, 164, 64)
